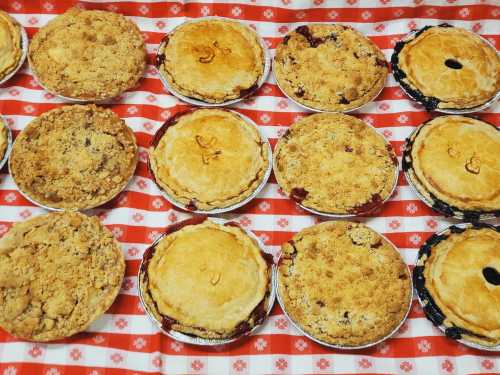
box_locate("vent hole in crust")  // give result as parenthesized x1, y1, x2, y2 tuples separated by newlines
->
(444, 59, 463, 69)
(482, 267, 500, 286)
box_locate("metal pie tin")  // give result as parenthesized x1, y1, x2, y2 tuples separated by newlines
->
(275, 226, 413, 349)
(391, 25, 500, 114)
(156, 16, 271, 107)
(413, 222, 500, 351)
(138, 216, 277, 346)
(148, 108, 272, 215)
(272, 115, 399, 218)
(0, 21, 28, 86)
(402, 118, 498, 221)
(0, 116, 12, 172)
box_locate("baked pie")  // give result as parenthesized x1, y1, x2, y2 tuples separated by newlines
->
(0, 211, 125, 341)
(403, 115, 499, 220)
(278, 221, 412, 347)
(274, 113, 398, 215)
(274, 24, 388, 112)
(392, 24, 500, 111)
(0, 117, 8, 165)
(157, 18, 265, 103)
(10, 104, 137, 210)
(414, 224, 500, 347)
(149, 108, 270, 211)
(0, 11, 22, 82)
(29, 7, 146, 100)
(139, 218, 271, 339)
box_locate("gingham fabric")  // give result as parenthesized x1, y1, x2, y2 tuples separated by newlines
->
(0, 1, 498, 374)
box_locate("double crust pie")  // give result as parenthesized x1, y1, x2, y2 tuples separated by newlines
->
(274, 24, 388, 112)
(149, 109, 269, 211)
(139, 218, 271, 339)
(0, 212, 125, 341)
(414, 225, 500, 347)
(0, 11, 22, 82)
(0, 117, 7, 164)
(274, 113, 398, 215)
(10, 104, 137, 210)
(157, 18, 265, 103)
(403, 115, 500, 219)
(392, 24, 500, 111)
(29, 8, 146, 100)
(278, 221, 412, 347)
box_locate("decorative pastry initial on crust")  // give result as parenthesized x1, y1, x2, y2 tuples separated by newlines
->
(194, 41, 231, 64)
(196, 134, 221, 164)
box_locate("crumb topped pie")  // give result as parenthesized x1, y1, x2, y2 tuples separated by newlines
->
(29, 8, 146, 100)
(274, 24, 388, 112)
(10, 104, 137, 210)
(274, 113, 398, 215)
(415, 225, 500, 347)
(403, 115, 499, 219)
(0, 117, 7, 164)
(139, 218, 271, 339)
(0, 11, 22, 82)
(157, 18, 265, 103)
(0, 211, 125, 341)
(392, 24, 500, 111)
(149, 109, 270, 211)
(278, 221, 412, 347)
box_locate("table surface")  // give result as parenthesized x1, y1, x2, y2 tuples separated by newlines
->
(0, 1, 498, 374)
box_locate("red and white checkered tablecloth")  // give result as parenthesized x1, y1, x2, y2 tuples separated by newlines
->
(0, 0, 498, 374)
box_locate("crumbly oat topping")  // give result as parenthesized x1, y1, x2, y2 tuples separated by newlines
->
(29, 7, 146, 100)
(10, 104, 137, 210)
(0, 211, 125, 341)
(0, 118, 7, 162)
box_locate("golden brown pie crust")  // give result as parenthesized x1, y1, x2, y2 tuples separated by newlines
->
(10, 104, 137, 210)
(423, 227, 500, 346)
(407, 115, 499, 213)
(158, 18, 265, 103)
(140, 220, 270, 339)
(0, 117, 7, 163)
(395, 25, 500, 110)
(278, 221, 412, 347)
(150, 109, 269, 211)
(0, 211, 125, 341)
(274, 113, 397, 214)
(29, 8, 146, 100)
(0, 11, 22, 82)
(274, 24, 388, 112)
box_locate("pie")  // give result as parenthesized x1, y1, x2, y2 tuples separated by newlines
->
(0, 117, 8, 164)
(157, 18, 265, 103)
(139, 218, 271, 339)
(274, 24, 388, 112)
(403, 115, 500, 219)
(278, 221, 412, 347)
(9, 104, 137, 210)
(392, 24, 500, 110)
(0, 211, 125, 341)
(29, 7, 146, 100)
(274, 113, 398, 215)
(0, 10, 22, 82)
(415, 225, 500, 347)
(149, 109, 269, 211)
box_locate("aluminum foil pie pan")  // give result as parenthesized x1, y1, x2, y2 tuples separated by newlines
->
(275, 229, 413, 349)
(148, 108, 272, 215)
(138, 216, 277, 346)
(0, 21, 28, 86)
(156, 16, 271, 107)
(391, 25, 500, 114)
(413, 222, 500, 351)
(402, 119, 498, 221)
(272, 118, 399, 218)
(0, 115, 12, 172)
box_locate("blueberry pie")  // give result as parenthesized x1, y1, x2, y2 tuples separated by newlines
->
(414, 224, 500, 347)
(274, 24, 388, 112)
(278, 221, 412, 347)
(403, 115, 499, 219)
(0, 10, 22, 82)
(157, 18, 265, 103)
(392, 24, 500, 111)
(273, 113, 398, 215)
